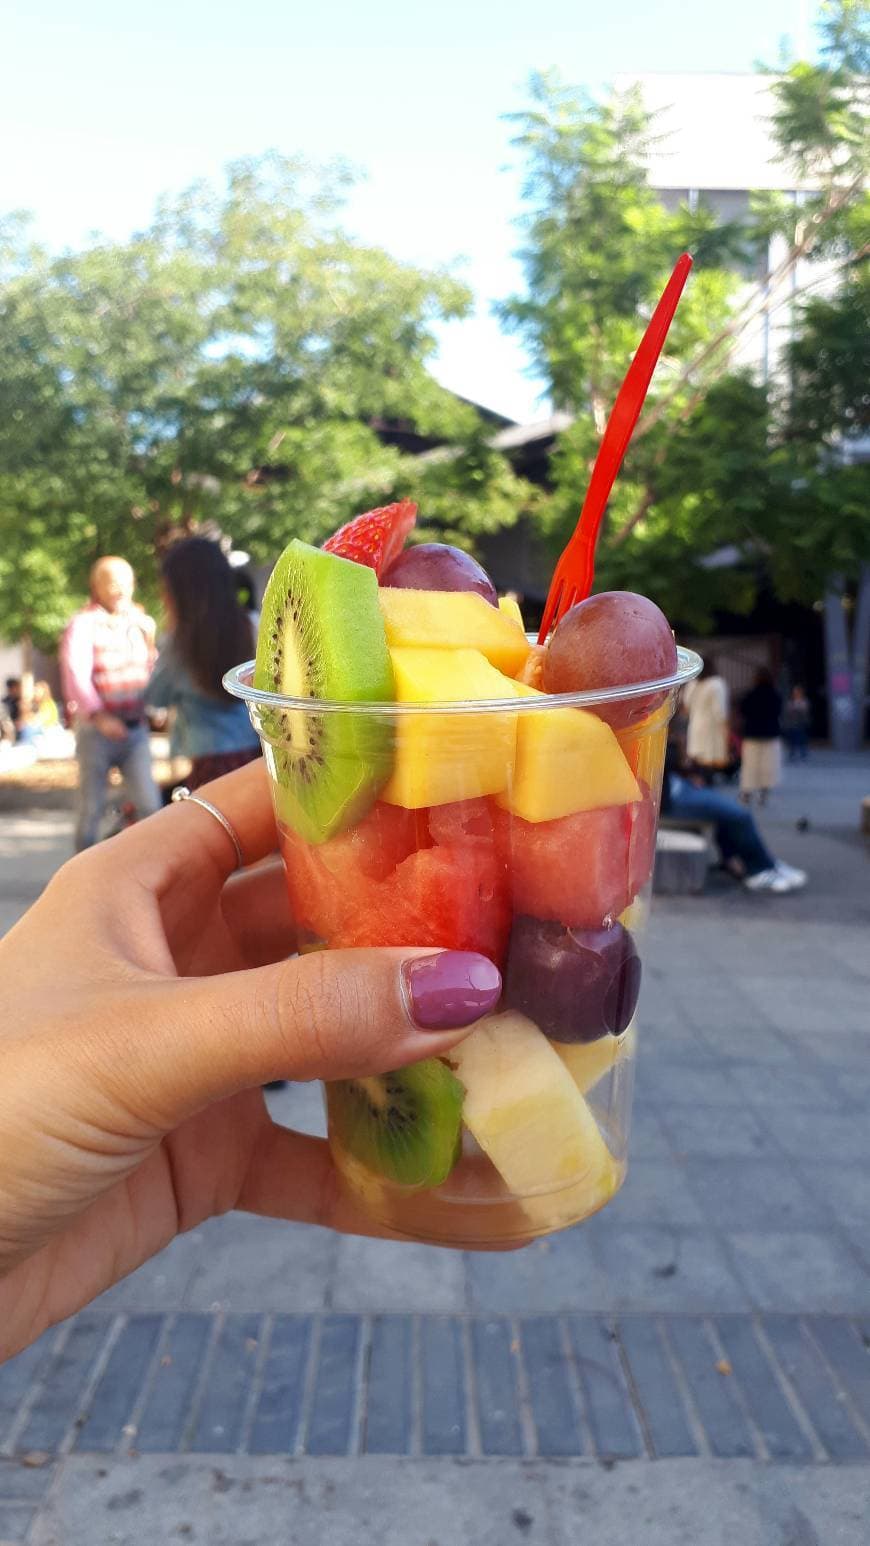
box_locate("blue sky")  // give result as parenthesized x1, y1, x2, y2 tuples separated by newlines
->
(4, 0, 811, 421)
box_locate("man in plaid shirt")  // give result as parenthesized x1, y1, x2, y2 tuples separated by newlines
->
(60, 556, 162, 850)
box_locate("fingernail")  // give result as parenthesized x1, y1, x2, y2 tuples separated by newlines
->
(402, 952, 502, 1031)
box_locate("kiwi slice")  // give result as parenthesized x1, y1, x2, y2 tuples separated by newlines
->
(254, 540, 395, 843)
(329, 1059, 464, 1189)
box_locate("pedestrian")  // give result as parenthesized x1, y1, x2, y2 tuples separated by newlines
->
(2, 677, 22, 739)
(782, 684, 811, 763)
(663, 724, 806, 894)
(146, 537, 261, 790)
(59, 556, 162, 850)
(739, 666, 783, 806)
(16, 681, 60, 747)
(682, 655, 729, 782)
(0, 758, 502, 1360)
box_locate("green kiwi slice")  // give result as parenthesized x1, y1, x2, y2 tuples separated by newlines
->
(253, 540, 395, 843)
(329, 1059, 464, 1189)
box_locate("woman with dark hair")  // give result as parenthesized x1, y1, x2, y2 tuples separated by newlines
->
(146, 537, 260, 790)
(739, 666, 783, 807)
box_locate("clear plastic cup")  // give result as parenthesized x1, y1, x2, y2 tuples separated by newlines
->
(226, 646, 701, 1247)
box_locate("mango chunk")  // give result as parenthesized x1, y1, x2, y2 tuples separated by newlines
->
(378, 588, 530, 677)
(445, 1010, 618, 1198)
(380, 647, 517, 808)
(554, 1019, 638, 1095)
(493, 677, 640, 822)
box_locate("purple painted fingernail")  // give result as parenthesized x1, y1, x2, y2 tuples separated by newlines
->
(402, 951, 502, 1031)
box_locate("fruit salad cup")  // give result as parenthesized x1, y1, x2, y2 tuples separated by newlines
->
(226, 623, 701, 1249)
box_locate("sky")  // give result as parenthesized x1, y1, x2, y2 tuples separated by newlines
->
(3, 0, 813, 423)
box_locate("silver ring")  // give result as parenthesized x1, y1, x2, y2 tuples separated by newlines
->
(171, 786, 245, 870)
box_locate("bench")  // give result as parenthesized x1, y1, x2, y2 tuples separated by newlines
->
(654, 820, 715, 895)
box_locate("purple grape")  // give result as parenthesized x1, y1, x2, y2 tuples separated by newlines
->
(381, 543, 498, 606)
(503, 916, 641, 1043)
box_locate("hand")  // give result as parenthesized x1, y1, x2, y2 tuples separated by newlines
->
(91, 709, 128, 741)
(0, 760, 501, 1359)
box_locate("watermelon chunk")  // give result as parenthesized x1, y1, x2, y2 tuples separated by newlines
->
(331, 844, 511, 966)
(493, 802, 641, 929)
(279, 802, 428, 939)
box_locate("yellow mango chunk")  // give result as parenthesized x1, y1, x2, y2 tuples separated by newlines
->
(445, 1010, 618, 1198)
(554, 1019, 638, 1095)
(380, 647, 517, 808)
(378, 588, 530, 677)
(492, 676, 640, 822)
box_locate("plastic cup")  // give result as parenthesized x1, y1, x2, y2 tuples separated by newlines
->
(225, 646, 701, 1247)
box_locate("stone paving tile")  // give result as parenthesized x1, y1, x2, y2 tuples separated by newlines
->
(637, 1056, 744, 1107)
(760, 1105, 870, 1165)
(519, 1317, 584, 1458)
(182, 1215, 335, 1312)
(604, 1160, 705, 1227)
(740, 977, 870, 1036)
(725, 1232, 870, 1314)
(798, 1160, 870, 1231)
(685, 1159, 828, 1232)
(470, 1320, 524, 1456)
(332, 1234, 465, 1313)
(627, 1105, 673, 1159)
(91, 1232, 203, 1313)
(664, 1318, 755, 1458)
(658, 1103, 774, 1160)
(761, 1315, 870, 1461)
(592, 1227, 751, 1313)
(568, 1316, 644, 1459)
(698, 1023, 795, 1064)
(466, 1226, 609, 1313)
(362, 1316, 413, 1456)
(725, 1059, 843, 1109)
(616, 1316, 698, 1458)
(713, 1316, 815, 1462)
(0, 1501, 36, 1541)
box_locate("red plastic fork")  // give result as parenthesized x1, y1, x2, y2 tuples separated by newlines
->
(537, 252, 693, 644)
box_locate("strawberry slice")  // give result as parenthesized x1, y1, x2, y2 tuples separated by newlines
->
(323, 498, 417, 576)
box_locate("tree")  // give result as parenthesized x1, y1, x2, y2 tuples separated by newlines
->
(501, 0, 868, 740)
(0, 155, 531, 644)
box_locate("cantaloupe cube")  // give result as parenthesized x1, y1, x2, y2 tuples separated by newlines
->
(445, 1011, 617, 1197)
(378, 589, 530, 677)
(492, 677, 640, 822)
(380, 647, 517, 808)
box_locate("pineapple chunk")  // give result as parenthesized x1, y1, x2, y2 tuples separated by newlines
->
(498, 594, 526, 631)
(380, 647, 517, 808)
(493, 677, 640, 822)
(445, 1010, 617, 1196)
(379, 588, 530, 677)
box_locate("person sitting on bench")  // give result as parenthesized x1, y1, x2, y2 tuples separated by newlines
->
(662, 725, 807, 895)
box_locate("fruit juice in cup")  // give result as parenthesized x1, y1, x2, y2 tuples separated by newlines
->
(225, 534, 700, 1248)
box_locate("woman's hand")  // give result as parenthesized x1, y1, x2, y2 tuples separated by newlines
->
(0, 760, 501, 1359)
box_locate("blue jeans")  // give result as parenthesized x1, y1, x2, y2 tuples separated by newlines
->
(74, 722, 161, 851)
(667, 775, 775, 878)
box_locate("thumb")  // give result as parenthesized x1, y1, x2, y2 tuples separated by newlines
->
(112, 948, 502, 1129)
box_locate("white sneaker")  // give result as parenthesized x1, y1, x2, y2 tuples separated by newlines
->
(744, 866, 804, 894)
(775, 860, 807, 887)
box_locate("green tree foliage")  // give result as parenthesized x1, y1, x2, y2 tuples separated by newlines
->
(0, 154, 530, 642)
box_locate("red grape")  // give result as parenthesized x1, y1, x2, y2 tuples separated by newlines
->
(381, 543, 498, 606)
(542, 592, 676, 728)
(504, 916, 641, 1043)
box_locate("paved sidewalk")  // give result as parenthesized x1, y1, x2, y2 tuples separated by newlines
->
(1, 751, 868, 1543)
